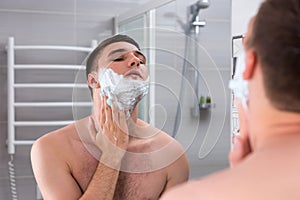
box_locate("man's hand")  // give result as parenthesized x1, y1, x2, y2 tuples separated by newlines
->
(229, 133, 251, 167)
(88, 88, 129, 167)
(229, 100, 252, 167)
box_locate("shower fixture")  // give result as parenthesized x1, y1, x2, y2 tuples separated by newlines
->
(196, 0, 210, 9)
(190, 0, 210, 18)
(173, 0, 210, 136)
(187, 0, 210, 34)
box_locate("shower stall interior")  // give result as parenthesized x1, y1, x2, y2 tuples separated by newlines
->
(173, 0, 210, 136)
(114, 0, 228, 162)
(114, 0, 210, 137)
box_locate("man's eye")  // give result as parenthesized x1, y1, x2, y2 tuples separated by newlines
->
(113, 58, 123, 62)
(139, 59, 145, 64)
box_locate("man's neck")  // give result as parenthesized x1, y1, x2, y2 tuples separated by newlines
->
(123, 106, 152, 141)
(246, 65, 300, 152)
(249, 101, 300, 152)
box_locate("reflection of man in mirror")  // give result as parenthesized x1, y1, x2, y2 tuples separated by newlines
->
(31, 35, 189, 200)
(162, 0, 300, 199)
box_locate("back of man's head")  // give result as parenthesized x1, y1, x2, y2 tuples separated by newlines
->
(86, 34, 140, 95)
(246, 0, 300, 112)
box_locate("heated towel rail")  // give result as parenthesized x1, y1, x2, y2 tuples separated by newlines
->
(6, 37, 97, 154)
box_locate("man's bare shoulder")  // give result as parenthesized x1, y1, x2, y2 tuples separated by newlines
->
(161, 167, 241, 200)
(162, 152, 273, 200)
(31, 121, 88, 199)
(31, 122, 79, 161)
(35, 123, 74, 144)
(163, 143, 300, 200)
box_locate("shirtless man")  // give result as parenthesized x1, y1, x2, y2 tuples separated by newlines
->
(31, 35, 189, 200)
(161, 0, 300, 199)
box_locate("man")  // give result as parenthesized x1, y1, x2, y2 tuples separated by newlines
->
(161, 0, 300, 199)
(31, 35, 189, 200)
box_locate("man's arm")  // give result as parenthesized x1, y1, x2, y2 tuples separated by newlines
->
(80, 104, 128, 200)
(31, 90, 128, 200)
(80, 162, 120, 200)
(31, 136, 122, 200)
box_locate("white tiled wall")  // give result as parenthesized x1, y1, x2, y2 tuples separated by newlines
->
(153, 0, 231, 179)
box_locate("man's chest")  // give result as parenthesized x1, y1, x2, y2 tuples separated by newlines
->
(71, 153, 167, 200)
(113, 171, 166, 200)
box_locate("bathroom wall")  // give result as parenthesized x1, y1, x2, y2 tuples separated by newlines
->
(151, 0, 232, 179)
(232, 0, 263, 36)
(0, 0, 235, 199)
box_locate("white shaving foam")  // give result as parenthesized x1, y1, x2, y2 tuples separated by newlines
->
(98, 68, 149, 118)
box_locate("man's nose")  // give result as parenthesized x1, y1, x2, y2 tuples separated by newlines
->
(128, 53, 140, 68)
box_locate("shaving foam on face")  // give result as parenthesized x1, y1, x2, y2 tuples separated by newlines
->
(98, 68, 149, 118)
(229, 51, 249, 110)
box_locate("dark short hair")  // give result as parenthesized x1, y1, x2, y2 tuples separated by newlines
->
(86, 34, 140, 95)
(247, 0, 300, 112)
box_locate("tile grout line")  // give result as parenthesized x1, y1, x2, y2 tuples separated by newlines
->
(0, 8, 74, 16)
(0, 8, 110, 17)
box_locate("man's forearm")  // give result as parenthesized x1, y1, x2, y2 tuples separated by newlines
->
(80, 160, 121, 200)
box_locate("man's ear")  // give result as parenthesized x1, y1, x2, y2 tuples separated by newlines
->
(87, 72, 100, 89)
(243, 50, 257, 80)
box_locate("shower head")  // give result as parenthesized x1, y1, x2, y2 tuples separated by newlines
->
(185, 0, 210, 34)
(189, 0, 210, 25)
(195, 0, 210, 10)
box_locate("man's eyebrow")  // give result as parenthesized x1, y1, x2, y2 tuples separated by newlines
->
(135, 51, 146, 61)
(108, 48, 127, 57)
(108, 48, 146, 60)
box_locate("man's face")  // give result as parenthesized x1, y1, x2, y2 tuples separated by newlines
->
(97, 42, 149, 81)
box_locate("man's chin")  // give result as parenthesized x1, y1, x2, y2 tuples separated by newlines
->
(125, 74, 144, 80)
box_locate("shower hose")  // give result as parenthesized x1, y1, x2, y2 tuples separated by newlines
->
(8, 154, 18, 200)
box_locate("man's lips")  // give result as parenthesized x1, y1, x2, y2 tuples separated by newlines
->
(124, 70, 143, 79)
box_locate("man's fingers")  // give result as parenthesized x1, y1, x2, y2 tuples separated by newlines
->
(105, 98, 113, 124)
(88, 116, 97, 141)
(229, 137, 243, 167)
(236, 100, 249, 138)
(100, 95, 105, 129)
(229, 136, 252, 167)
(93, 88, 101, 123)
(111, 100, 118, 123)
(118, 110, 128, 134)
